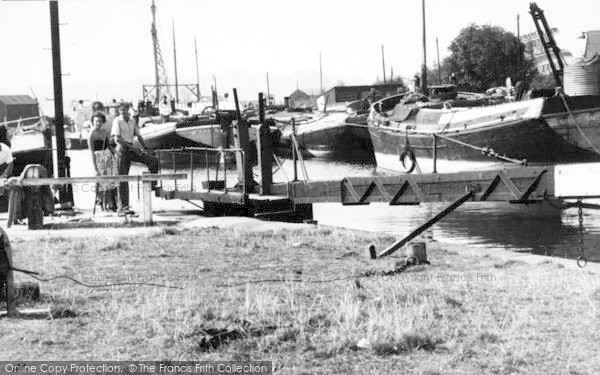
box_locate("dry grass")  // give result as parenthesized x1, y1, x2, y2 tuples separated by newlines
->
(1, 225, 600, 374)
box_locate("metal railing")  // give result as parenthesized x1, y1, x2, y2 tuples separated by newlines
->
(155, 146, 247, 195)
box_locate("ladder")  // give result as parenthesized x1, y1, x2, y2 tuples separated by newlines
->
(529, 2, 565, 87)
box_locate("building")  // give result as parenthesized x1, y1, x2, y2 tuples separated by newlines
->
(287, 89, 317, 109)
(521, 28, 574, 75)
(316, 84, 404, 112)
(581, 30, 600, 60)
(0, 95, 39, 127)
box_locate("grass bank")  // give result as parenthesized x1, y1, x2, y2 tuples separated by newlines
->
(1, 225, 600, 374)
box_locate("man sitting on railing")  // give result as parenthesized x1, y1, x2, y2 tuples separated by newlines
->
(111, 103, 159, 215)
(0, 127, 14, 180)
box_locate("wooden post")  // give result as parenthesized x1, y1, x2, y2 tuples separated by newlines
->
(257, 93, 272, 195)
(432, 134, 437, 174)
(233, 88, 253, 194)
(142, 179, 153, 225)
(1, 230, 18, 316)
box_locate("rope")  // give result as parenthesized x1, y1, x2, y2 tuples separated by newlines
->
(215, 259, 423, 288)
(434, 133, 526, 165)
(21, 272, 183, 290)
(272, 154, 289, 182)
(558, 93, 600, 154)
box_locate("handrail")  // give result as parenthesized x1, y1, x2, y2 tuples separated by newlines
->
(3, 173, 187, 187)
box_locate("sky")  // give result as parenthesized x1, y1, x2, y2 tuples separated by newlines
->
(0, 0, 599, 116)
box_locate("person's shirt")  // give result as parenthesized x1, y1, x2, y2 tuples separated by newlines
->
(159, 101, 171, 116)
(111, 115, 137, 144)
(0, 143, 14, 165)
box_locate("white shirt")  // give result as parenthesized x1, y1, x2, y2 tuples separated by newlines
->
(111, 116, 137, 144)
(159, 102, 171, 116)
(0, 143, 14, 165)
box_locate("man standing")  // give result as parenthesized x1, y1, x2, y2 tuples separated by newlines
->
(111, 103, 159, 215)
(159, 96, 171, 123)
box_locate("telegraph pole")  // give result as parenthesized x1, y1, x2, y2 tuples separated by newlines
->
(49, 0, 71, 203)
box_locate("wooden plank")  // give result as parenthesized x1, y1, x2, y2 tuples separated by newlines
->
(9, 173, 187, 187)
(168, 190, 246, 205)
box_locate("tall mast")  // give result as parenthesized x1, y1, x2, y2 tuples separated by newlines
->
(421, 0, 428, 94)
(172, 19, 179, 104)
(266, 72, 271, 106)
(194, 35, 200, 101)
(381, 45, 387, 85)
(436, 37, 441, 84)
(517, 14, 521, 79)
(319, 51, 323, 94)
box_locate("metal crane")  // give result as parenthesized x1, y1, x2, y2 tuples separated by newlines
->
(150, 0, 171, 104)
(529, 2, 565, 87)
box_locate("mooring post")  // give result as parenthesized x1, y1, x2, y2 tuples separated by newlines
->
(232, 88, 253, 194)
(432, 133, 437, 174)
(0, 230, 18, 317)
(142, 177, 153, 226)
(257, 93, 272, 195)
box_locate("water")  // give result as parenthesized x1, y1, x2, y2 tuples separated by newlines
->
(67, 149, 600, 263)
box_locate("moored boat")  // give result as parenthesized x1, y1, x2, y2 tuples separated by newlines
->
(368, 89, 600, 174)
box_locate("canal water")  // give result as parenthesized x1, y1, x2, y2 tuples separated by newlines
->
(69, 149, 600, 263)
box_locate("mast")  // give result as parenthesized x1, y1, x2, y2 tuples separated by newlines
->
(319, 51, 323, 94)
(421, 0, 428, 94)
(517, 14, 521, 79)
(266, 72, 271, 106)
(381, 45, 387, 85)
(436, 37, 441, 84)
(194, 35, 200, 101)
(49, 3, 66, 177)
(172, 19, 179, 104)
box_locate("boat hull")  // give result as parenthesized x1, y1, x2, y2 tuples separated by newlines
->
(137, 122, 225, 150)
(280, 113, 374, 161)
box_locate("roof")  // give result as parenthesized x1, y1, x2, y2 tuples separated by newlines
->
(584, 30, 600, 60)
(0, 95, 38, 105)
(288, 89, 310, 99)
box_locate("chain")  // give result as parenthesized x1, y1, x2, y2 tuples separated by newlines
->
(364, 257, 429, 278)
(577, 199, 587, 268)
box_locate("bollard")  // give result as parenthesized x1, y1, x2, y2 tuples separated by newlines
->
(406, 242, 427, 264)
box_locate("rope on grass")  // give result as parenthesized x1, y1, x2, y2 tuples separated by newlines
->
(16, 271, 184, 290)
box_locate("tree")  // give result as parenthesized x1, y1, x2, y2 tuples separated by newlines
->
(444, 24, 536, 92)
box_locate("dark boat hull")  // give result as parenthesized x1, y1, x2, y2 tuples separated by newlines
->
(280, 113, 374, 161)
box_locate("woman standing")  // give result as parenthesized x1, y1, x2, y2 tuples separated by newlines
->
(87, 113, 118, 211)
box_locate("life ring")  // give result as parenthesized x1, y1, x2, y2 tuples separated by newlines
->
(399, 148, 416, 173)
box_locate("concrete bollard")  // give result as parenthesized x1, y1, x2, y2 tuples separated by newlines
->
(406, 242, 427, 264)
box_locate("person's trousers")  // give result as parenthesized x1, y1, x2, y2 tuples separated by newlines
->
(115, 143, 159, 210)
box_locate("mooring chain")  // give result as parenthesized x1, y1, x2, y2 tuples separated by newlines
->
(364, 257, 429, 278)
(577, 199, 587, 268)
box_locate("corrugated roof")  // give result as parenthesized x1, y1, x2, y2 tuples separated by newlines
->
(0, 95, 37, 105)
(585, 30, 600, 60)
